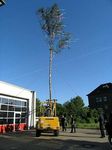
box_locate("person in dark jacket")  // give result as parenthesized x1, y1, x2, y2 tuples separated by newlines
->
(105, 112, 112, 146)
(98, 113, 105, 138)
(70, 115, 76, 133)
(61, 115, 65, 131)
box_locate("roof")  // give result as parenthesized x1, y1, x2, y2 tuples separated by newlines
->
(0, 80, 36, 100)
(87, 82, 112, 96)
(0, 80, 32, 92)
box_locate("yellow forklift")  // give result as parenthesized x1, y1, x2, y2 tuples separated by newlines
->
(36, 99, 60, 137)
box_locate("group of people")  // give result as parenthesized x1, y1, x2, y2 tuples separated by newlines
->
(60, 115, 76, 133)
(60, 111, 112, 146)
(98, 112, 112, 146)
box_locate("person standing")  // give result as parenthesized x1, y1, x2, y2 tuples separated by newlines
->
(70, 115, 76, 133)
(61, 115, 65, 131)
(105, 112, 112, 147)
(64, 116, 67, 131)
(98, 113, 105, 138)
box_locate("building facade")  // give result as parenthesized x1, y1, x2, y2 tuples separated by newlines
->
(87, 83, 112, 115)
(0, 81, 36, 133)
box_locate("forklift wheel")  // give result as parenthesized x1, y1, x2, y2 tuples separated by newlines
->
(54, 130, 59, 136)
(36, 129, 41, 137)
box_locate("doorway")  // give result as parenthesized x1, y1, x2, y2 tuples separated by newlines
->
(13, 112, 21, 131)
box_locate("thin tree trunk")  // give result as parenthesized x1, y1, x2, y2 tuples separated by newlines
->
(49, 48, 53, 101)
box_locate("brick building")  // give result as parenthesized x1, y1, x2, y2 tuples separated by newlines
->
(87, 83, 112, 114)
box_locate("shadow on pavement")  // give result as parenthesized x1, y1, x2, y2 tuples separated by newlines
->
(0, 130, 110, 150)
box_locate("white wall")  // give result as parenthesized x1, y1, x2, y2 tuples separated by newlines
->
(0, 81, 36, 128)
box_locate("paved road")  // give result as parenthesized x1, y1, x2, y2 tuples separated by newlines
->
(0, 129, 111, 150)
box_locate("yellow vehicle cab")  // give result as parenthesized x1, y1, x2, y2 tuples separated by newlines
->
(36, 116, 60, 136)
(36, 100, 60, 137)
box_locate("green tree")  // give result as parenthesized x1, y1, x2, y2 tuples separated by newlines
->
(37, 4, 71, 101)
(36, 98, 41, 116)
(86, 108, 99, 123)
(56, 103, 64, 116)
(63, 96, 85, 122)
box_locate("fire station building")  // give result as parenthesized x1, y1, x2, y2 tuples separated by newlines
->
(0, 81, 36, 133)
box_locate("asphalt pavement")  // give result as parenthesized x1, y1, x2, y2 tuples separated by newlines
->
(0, 128, 111, 150)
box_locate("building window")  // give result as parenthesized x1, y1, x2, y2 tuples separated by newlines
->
(0, 97, 2, 103)
(8, 106, 14, 111)
(8, 112, 14, 117)
(2, 98, 8, 104)
(21, 101, 27, 107)
(96, 97, 102, 102)
(15, 106, 21, 111)
(103, 96, 107, 102)
(0, 96, 28, 125)
(104, 105, 108, 109)
(1, 104, 8, 110)
(9, 99, 15, 105)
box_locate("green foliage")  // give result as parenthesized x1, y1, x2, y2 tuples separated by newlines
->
(63, 96, 85, 120)
(37, 3, 71, 52)
(77, 123, 99, 129)
(59, 96, 99, 125)
(36, 98, 41, 116)
(36, 96, 99, 128)
(56, 103, 64, 116)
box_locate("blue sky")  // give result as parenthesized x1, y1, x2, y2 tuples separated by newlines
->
(0, 0, 112, 106)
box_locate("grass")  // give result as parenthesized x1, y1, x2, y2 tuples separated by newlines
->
(76, 123, 99, 129)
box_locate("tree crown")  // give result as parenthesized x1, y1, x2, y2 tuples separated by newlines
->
(37, 3, 71, 53)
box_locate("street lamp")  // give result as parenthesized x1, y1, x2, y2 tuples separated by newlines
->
(0, 0, 5, 7)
